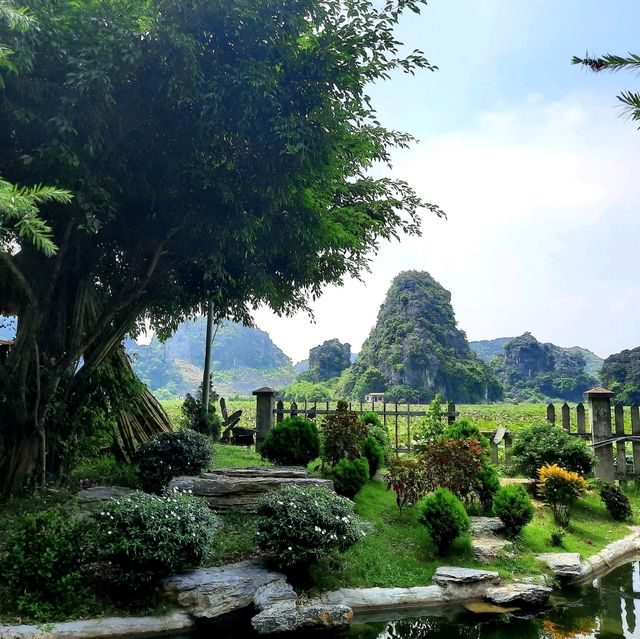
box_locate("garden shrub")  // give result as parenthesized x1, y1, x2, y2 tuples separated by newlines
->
(442, 418, 490, 453)
(361, 436, 384, 479)
(475, 461, 500, 513)
(414, 393, 444, 445)
(255, 484, 362, 570)
(329, 457, 370, 498)
(260, 416, 320, 466)
(550, 527, 565, 547)
(418, 488, 470, 555)
(181, 381, 222, 440)
(384, 457, 429, 513)
(600, 483, 633, 522)
(361, 411, 392, 461)
(510, 423, 597, 479)
(493, 485, 535, 537)
(420, 438, 485, 502)
(0, 508, 93, 621)
(321, 401, 369, 465)
(537, 464, 588, 528)
(90, 490, 219, 591)
(134, 429, 212, 493)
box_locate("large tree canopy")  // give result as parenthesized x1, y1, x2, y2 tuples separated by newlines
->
(0, 0, 441, 495)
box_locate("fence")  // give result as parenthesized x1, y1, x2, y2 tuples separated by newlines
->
(251, 388, 512, 465)
(545, 389, 640, 481)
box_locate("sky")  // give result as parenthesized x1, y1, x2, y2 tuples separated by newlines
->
(253, 0, 640, 364)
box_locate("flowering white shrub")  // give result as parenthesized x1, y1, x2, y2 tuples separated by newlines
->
(91, 489, 218, 590)
(256, 484, 362, 569)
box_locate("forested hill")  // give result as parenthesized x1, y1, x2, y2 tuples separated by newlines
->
(336, 271, 503, 403)
(470, 336, 603, 378)
(127, 319, 296, 399)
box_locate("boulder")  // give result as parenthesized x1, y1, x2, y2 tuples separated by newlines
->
(253, 580, 297, 611)
(323, 585, 445, 610)
(251, 603, 352, 634)
(472, 537, 513, 562)
(76, 486, 135, 503)
(485, 583, 552, 607)
(168, 470, 334, 512)
(433, 567, 501, 601)
(536, 553, 583, 579)
(163, 560, 285, 619)
(470, 517, 505, 537)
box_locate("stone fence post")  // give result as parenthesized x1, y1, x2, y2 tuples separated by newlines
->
(252, 387, 278, 450)
(585, 386, 615, 481)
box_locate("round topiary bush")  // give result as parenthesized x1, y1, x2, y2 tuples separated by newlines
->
(329, 457, 369, 498)
(256, 484, 362, 570)
(493, 484, 535, 537)
(90, 490, 219, 591)
(510, 423, 596, 479)
(260, 416, 320, 466)
(361, 436, 384, 479)
(600, 483, 633, 521)
(475, 461, 500, 513)
(418, 487, 470, 555)
(134, 429, 212, 493)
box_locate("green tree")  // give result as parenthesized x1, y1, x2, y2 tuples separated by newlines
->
(0, 0, 441, 495)
(572, 53, 640, 124)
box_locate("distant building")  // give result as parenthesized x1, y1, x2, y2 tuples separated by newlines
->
(364, 392, 386, 403)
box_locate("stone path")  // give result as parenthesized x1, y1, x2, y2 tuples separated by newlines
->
(470, 517, 513, 562)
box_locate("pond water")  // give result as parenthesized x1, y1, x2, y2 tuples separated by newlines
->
(164, 559, 640, 639)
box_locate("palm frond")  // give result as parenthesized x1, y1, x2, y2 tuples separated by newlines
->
(572, 52, 640, 74)
(0, 0, 34, 31)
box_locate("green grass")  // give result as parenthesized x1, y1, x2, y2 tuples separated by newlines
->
(210, 443, 268, 469)
(208, 512, 258, 566)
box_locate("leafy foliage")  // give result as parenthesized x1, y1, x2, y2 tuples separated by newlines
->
(361, 411, 392, 462)
(537, 464, 588, 528)
(329, 457, 370, 499)
(306, 339, 351, 382)
(600, 483, 633, 522)
(260, 416, 320, 466)
(420, 438, 485, 502)
(283, 380, 334, 402)
(134, 429, 212, 493)
(180, 380, 221, 439)
(384, 456, 429, 513)
(90, 490, 219, 591)
(0, 508, 93, 621)
(321, 401, 369, 465)
(475, 461, 500, 513)
(510, 422, 597, 479)
(493, 485, 535, 537)
(256, 484, 362, 570)
(418, 488, 470, 555)
(414, 393, 445, 445)
(361, 435, 384, 479)
(442, 417, 490, 452)
(600, 346, 640, 404)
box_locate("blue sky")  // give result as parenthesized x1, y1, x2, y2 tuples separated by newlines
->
(254, 1, 640, 363)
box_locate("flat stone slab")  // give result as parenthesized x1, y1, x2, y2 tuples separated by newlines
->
(472, 537, 513, 562)
(323, 586, 445, 610)
(76, 486, 135, 503)
(470, 517, 505, 537)
(251, 603, 352, 634)
(163, 559, 285, 618)
(169, 473, 334, 512)
(253, 580, 298, 611)
(0, 612, 193, 639)
(537, 553, 583, 579)
(205, 467, 308, 478)
(433, 567, 501, 586)
(486, 583, 552, 607)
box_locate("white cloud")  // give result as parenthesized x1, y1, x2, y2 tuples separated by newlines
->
(254, 93, 640, 363)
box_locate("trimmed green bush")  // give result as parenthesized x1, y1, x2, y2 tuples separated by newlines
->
(475, 461, 500, 513)
(329, 457, 369, 499)
(260, 416, 320, 466)
(493, 485, 534, 537)
(442, 418, 490, 452)
(510, 423, 596, 479)
(90, 490, 219, 591)
(134, 429, 212, 493)
(600, 483, 633, 521)
(256, 484, 362, 569)
(361, 436, 384, 479)
(418, 488, 470, 555)
(0, 509, 92, 621)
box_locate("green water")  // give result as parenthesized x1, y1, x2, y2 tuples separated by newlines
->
(166, 559, 640, 639)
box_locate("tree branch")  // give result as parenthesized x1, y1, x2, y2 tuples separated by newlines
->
(0, 251, 37, 307)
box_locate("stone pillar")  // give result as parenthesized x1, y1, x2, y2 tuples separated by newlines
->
(585, 386, 615, 481)
(253, 387, 277, 450)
